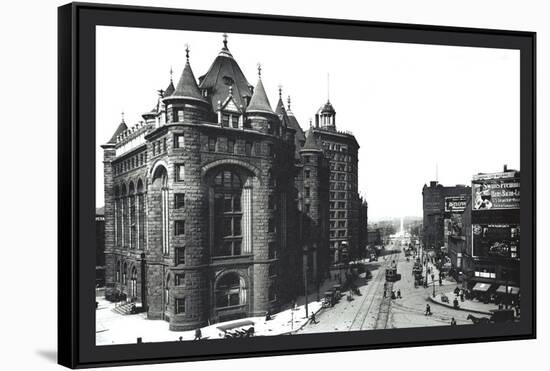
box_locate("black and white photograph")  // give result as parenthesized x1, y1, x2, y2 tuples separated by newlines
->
(94, 26, 523, 345)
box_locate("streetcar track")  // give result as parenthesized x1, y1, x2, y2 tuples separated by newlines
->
(348, 250, 399, 331)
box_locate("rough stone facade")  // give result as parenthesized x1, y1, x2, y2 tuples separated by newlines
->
(101, 37, 363, 331)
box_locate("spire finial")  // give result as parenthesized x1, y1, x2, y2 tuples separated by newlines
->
(287, 95, 291, 111)
(121, 111, 125, 124)
(309, 118, 313, 128)
(278, 84, 282, 99)
(327, 72, 330, 102)
(228, 85, 233, 96)
(222, 33, 228, 49)
(257, 63, 262, 78)
(169, 66, 173, 82)
(185, 44, 190, 63)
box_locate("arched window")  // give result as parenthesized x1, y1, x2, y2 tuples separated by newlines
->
(215, 273, 245, 308)
(165, 275, 170, 312)
(122, 262, 127, 285)
(213, 170, 242, 256)
(129, 182, 136, 249)
(121, 184, 128, 247)
(130, 267, 138, 298)
(116, 260, 121, 283)
(137, 180, 146, 250)
(114, 186, 120, 246)
(152, 166, 169, 255)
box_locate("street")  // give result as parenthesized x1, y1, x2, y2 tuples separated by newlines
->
(298, 241, 474, 334)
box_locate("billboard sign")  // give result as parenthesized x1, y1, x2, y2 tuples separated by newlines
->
(446, 213, 465, 238)
(472, 224, 520, 259)
(472, 178, 520, 210)
(445, 196, 467, 213)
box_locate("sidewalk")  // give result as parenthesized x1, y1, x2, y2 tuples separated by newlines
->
(96, 297, 323, 345)
(428, 291, 499, 315)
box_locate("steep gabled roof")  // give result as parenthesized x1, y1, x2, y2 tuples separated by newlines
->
(287, 113, 305, 144)
(198, 41, 252, 110)
(106, 121, 128, 144)
(246, 78, 274, 115)
(220, 94, 242, 113)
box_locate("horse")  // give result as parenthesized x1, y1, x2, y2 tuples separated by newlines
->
(467, 314, 490, 324)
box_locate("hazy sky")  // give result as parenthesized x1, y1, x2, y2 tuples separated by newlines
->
(96, 26, 520, 219)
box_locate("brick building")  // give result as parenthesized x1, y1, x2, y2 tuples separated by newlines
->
(101, 36, 357, 331)
(422, 181, 470, 251)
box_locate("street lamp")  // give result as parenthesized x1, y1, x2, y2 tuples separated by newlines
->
(303, 245, 309, 319)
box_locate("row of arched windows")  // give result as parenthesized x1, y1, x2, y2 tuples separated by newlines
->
(115, 260, 138, 298)
(114, 179, 146, 250)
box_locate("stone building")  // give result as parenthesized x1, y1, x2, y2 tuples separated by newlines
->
(95, 207, 105, 287)
(101, 36, 353, 331)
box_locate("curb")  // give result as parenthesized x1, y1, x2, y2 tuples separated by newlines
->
(288, 305, 324, 334)
(428, 295, 492, 316)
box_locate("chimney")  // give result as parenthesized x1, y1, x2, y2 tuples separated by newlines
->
(503, 164, 508, 172)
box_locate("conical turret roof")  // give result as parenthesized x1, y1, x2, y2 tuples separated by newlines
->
(247, 78, 274, 115)
(275, 95, 286, 116)
(170, 61, 206, 102)
(163, 80, 175, 97)
(302, 129, 322, 151)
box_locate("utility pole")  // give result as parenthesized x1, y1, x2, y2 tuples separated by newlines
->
(303, 245, 309, 319)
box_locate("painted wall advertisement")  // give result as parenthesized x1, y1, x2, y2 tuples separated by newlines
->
(472, 224, 520, 259)
(446, 213, 465, 238)
(445, 196, 467, 213)
(444, 196, 466, 240)
(472, 177, 520, 210)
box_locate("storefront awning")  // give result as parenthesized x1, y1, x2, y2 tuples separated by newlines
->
(496, 286, 519, 295)
(472, 282, 492, 292)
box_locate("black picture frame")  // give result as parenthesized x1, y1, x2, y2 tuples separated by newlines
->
(58, 2, 536, 368)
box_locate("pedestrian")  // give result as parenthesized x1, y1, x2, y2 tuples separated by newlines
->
(310, 312, 319, 324)
(453, 297, 459, 309)
(425, 304, 432, 316)
(194, 328, 202, 340)
(397, 289, 402, 299)
(179, 336, 183, 341)
(454, 286, 460, 296)
(391, 290, 396, 299)
(439, 276, 442, 286)
(460, 292, 464, 302)
(265, 310, 272, 321)
(383, 289, 387, 298)
(451, 317, 457, 326)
